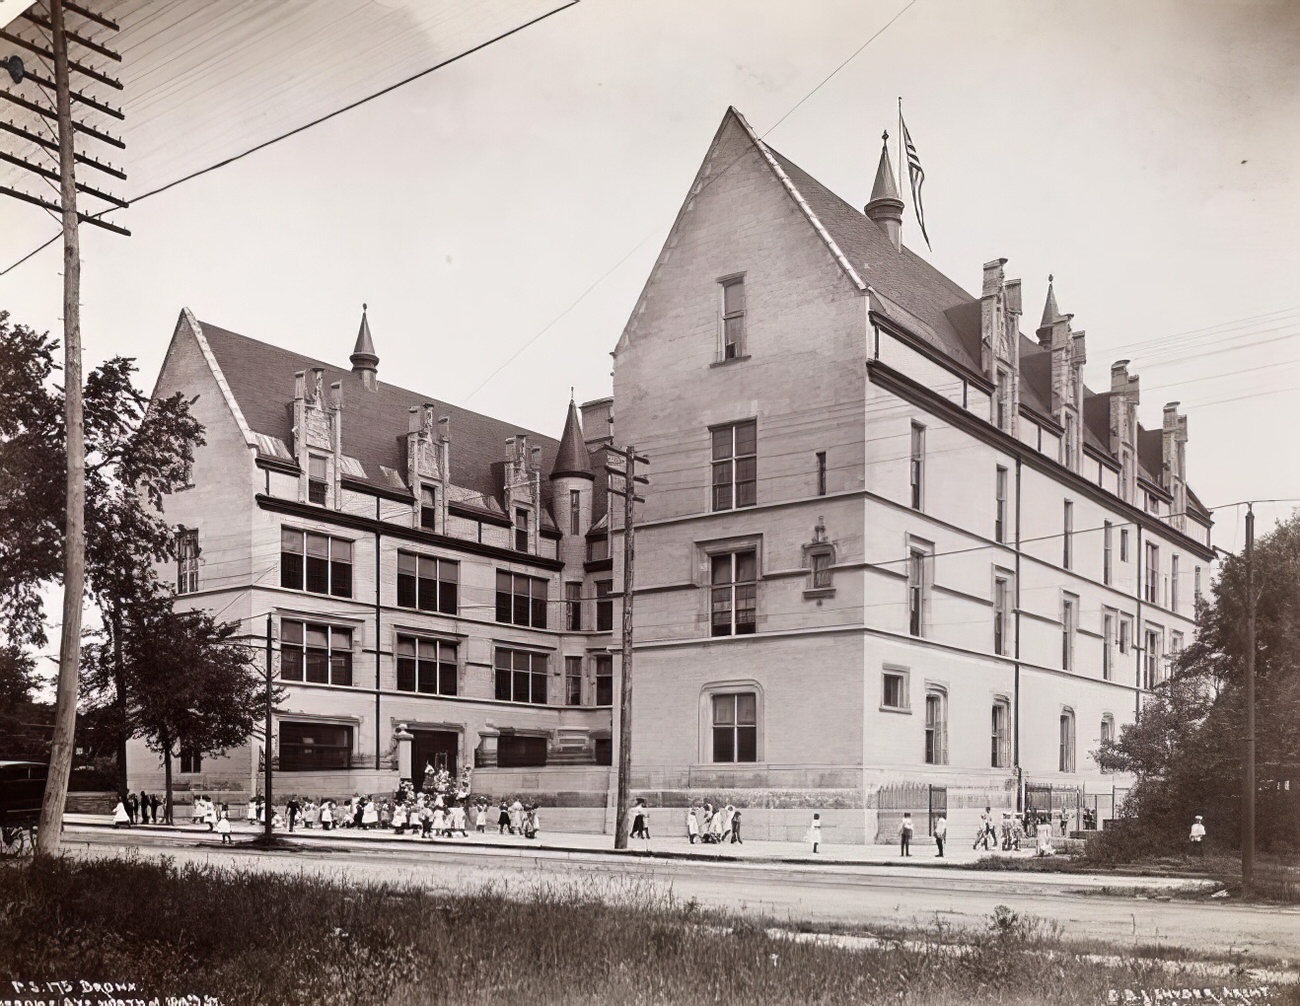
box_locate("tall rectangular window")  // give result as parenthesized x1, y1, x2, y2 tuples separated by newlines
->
(569, 489, 581, 535)
(177, 528, 199, 595)
(995, 466, 1008, 543)
(494, 648, 548, 705)
(909, 423, 925, 510)
(1145, 542, 1160, 603)
(993, 575, 1009, 656)
(710, 549, 757, 637)
(1063, 500, 1074, 569)
(1103, 521, 1113, 585)
(1059, 710, 1076, 772)
(996, 368, 1011, 430)
(1061, 595, 1077, 671)
(281, 620, 352, 686)
(495, 571, 548, 628)
(420, 486, 437, 530)
(810, 551, 832, 590)
(565, 582, 583, 631)
(395, 636, 457, 695)
(308, 454, 328, 505)
(720, 276, 745, 360)
(1144, 629, 1161, 689)
(882, 670, 908, 710)
(565, 655, 582, 706)
(396, 552, 458, 614)
(179, 748, 202, 774)
(1171, 555, 1180, 612)
(711, 420, 757, 511)
(1103, 610, 1116, 681)
(280, 528, 351, 598)
(594, 654, 613, 706)
(711, 692, 757, 762)
(515, 508, 530, 552)
(1120, 528, 1130, 562)
(1194, 566, 1202, 606)
(907, 549, 928, 637)
(1119, 615, 1132, 655)
(816, 451, 827, 496)
(924, 690, 947, 765)
(595, 579, 613, 632)
(991, 700, 1010, 768)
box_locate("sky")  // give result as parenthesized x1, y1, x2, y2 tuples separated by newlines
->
(2, 0, 1298, 568)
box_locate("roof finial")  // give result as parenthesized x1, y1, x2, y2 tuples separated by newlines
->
(363, 301, 367, 312)
(882, 130, 889, 144)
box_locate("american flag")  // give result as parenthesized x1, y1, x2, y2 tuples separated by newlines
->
(900, 113, 931, 251)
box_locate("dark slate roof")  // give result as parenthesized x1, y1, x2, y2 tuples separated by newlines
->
(197, 321, 563, 510)
(550, 400, 594, 480)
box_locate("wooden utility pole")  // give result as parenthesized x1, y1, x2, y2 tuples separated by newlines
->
(263, 613, 274, 842)
(606, 444, 648, 850)
(36, 0, 86, 857)
(1243, 503, 1256, 896)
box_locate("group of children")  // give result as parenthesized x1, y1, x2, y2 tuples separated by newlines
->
(683, 802, 743, 844)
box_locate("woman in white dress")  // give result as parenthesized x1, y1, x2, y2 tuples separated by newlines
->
(362, 798, 379, 830)
(112, 798, 129, 828)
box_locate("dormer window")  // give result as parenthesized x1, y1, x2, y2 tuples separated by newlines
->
(308, 454, 328, 505)
(420, 486, 437, 530)
(720, 276, 745, 361)
(515, 508, 529, 552)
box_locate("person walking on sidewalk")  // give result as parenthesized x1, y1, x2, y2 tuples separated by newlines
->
(934, 815, 946, 858)
(630, 798, 650, 840)
(899, 812, 914, 856)
(805, 812, 822, 854)
(686, 805, 700, 844)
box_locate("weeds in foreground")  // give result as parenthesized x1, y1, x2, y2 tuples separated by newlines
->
(0, 856, 1284, 1006)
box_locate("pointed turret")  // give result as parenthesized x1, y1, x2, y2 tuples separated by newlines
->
(864, 131, 904, 251)
(1038, 275, 1064, 338)
(550, 397, 594, 480)
(351, 303, 379, 390)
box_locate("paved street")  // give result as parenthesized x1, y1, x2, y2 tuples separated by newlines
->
(58, 819, 1300, 963)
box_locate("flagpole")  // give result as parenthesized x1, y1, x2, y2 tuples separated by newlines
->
(897, 97, 903, 210)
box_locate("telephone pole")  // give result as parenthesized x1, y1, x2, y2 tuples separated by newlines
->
(606, 444, 648, 850)
(1243, 503, 1256, 896)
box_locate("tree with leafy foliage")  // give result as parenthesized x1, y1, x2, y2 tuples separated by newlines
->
(1096, 511, 1300, 852)
(96, 595, 274, 824)
(0, 310, 204, 789)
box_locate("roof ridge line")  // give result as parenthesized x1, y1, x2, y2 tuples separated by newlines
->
(183, 309, 258, 450)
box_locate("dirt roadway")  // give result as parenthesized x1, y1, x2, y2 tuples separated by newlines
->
(62, 828, 1300, 964)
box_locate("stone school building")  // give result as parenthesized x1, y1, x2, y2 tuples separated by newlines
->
(130, 106, 1214, 844)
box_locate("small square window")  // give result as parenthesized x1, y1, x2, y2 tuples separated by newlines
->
(882, 669, 909, 711)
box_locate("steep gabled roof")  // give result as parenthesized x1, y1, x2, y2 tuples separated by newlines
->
(196, 321, 562, 509)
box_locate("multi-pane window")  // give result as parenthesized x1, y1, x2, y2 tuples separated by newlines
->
(1059, 709, 1076, 772)
(569, 489, 581, 535)
(515, 508, 530, 552)
(720, 276, 745, 360)
(1063, 500, 1074, 569)
(177, 528, 199, 594)
(993, 576, 1009, 656)
(1103, 521, 1113, 585)
(179, 748, 202, 774)
(308, 454, 328, 505)
(710, 549, 757, 636)
(995, 466, 1007, 543)
(810, 551, 832, 590)
(281, 528, 352, 598)
(816, 451, 827, 496)
(1143, 629, 1162, 690)
(907, 549, 928, 637)
(1171, 555, 1180, 612)
(565, 656, 582, 706)
(281, 621, 353, 686)
(594, 654, 613, 706)
(924, 690, 947, 765)
(711, 692, 756, 762)
(280, 722, 352, 772)
(495, 571, 548, 628)
(1061, 595, 1077, 672)
(909, 423, 925, 510)
(587, 535, 609, 563)
(494, 648, 548, 705)
(711, 420, 757, 511)
(565, 582, 583, 631)
(1145, 543, 1160, 603)
(420, 486, 437, 530)
(395, 636, 457, 695)
(396, 552, 458, 614)
(1103, 610, 1116, 681)
(882, 669, 908, 710)
(991, 700, 1010, 768)
(595, 579, 614, 632)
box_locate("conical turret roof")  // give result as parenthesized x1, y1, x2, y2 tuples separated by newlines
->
(351, 303, 378, 370)
(867, 133, 902, 206)
(1039, 276, 1064, 331)
(549, 398, 593, 480)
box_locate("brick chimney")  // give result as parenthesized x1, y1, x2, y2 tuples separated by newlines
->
(980, 257, 1022, 435)
(1109, 361, 1140, 504)
(1162, 401, 1189, 530)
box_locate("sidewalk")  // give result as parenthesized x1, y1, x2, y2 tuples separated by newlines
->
(63, 811, 1107, 873)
